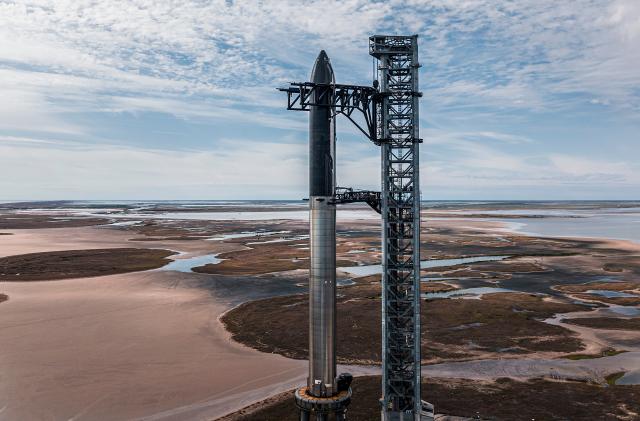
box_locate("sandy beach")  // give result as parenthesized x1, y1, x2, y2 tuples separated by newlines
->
(0, 227, 306, 421)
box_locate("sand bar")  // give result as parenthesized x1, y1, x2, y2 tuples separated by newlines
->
(0, 227, 305, 420)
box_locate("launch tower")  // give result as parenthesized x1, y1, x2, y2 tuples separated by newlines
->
(370, 35, 426, 421)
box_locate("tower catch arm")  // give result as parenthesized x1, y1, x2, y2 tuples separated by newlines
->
(333, 187, 381, 214)
(278, 83, 378, 143)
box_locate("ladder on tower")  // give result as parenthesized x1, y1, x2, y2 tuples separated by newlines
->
(370, 35, 431, 421)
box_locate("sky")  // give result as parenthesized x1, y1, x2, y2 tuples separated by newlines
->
(0, 0, 639, 201)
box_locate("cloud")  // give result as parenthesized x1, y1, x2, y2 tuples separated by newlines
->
(1, 128, 637, 200)
(549, 154, 637, 183)
(0, 1, 638, 199)
(416, 128, 640, 192)
(0, 135, 71, 145)
(0, 138, 307, 200)
(607, 0, 640, 41)
(1, 0, 639, 122)
(0, 87, 84, 134)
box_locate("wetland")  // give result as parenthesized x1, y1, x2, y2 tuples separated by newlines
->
(1, 200, 639, 420)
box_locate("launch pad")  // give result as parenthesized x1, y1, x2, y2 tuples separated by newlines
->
(294, 377, 352, 421)
(280, 35, 432, 421)
(294, 387, 351, 420)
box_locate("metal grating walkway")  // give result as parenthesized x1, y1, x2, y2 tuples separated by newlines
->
(370, 35, 423, 420)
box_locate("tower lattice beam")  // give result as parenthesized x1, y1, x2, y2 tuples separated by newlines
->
(370, 34, 430, 421)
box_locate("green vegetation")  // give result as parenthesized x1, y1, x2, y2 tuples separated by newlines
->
(562, 317, 640, 331)
(223, 287, 589, 364)
(606, 371, 626, 386)
(223, 376, 640, 421)
(563, 348, 627, 360)
(0, 248, 176, 281)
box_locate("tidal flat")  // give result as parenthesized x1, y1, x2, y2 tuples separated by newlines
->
(0, 200, 639, 420)
(220, 376, 640, 421)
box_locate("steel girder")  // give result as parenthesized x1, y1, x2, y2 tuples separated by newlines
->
(333, 188, 382, 213)
(370, 35, 423, 420)
(279, 83, 378, 143)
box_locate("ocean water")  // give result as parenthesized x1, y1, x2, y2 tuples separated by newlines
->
(160, 253, 222, 273)
(608, 306, 640, 316)
(499, 212, 640, 243)
(585, 290, 639, 298)
(423, 286, 517, 300)
(206, 231, 290, 241)
(6, 200, 640, 243)
(619, 370, 640, 385)
(340, 255, 509, 277)
(98, 209, 378, 221)
(423, 203, 640, 244)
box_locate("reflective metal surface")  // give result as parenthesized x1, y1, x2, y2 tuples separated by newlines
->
(307, 50, 337, 399)
(308, 196, 336, 397)
(309, 50, 335, 197)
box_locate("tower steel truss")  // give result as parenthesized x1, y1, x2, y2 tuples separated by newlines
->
(280, 83, 378, 142)
(370, 35, 425, 420)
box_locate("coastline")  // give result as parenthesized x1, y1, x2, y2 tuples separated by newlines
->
(0, 207, 638, 420)
(216, 217, 640, 419)
(0, 227, 306, 420)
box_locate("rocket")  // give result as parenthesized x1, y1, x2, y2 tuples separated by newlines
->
(294, 49, 351, 421)
(308, 49, 337, 398)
